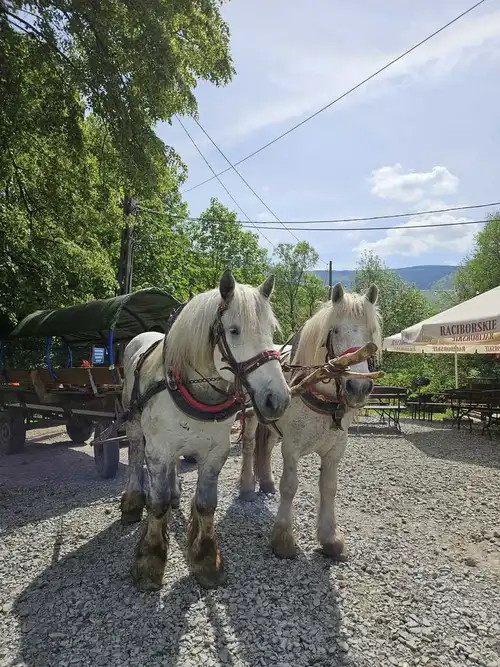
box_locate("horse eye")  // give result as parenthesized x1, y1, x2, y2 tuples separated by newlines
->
(229, 326, 240, 336)
(332, 327, 339, 335)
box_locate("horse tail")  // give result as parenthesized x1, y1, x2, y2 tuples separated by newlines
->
(254, 422, 271, 482)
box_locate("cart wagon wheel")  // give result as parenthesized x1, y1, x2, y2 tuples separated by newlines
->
(0, 409, 26, 455)
(94, 419, 120, 479)
(66, 418, 94, 445)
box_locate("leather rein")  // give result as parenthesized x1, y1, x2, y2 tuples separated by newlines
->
(126, 298, 281, 427)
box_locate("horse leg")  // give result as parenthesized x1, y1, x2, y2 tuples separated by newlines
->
(187, 443, 229, 588)
(121, 417, 146, 524)
(132, 445, 173, 592)
(316, 448, 345, 559)
(238, 417, 258, 501)
(169, 460, 181, 509)
(255, 423, 279, 495)
(270, 448, 299, 559)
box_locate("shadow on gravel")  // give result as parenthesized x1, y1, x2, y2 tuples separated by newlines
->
(0, 446, 127, 536)
(12, 494, 347, 667)
(405, 426, 500, 470)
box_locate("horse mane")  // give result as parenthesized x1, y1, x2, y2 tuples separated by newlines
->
(292, 291, 382, 367)
(163, 283, 279, 377)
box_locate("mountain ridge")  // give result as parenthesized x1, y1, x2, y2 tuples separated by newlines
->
(312, 264, 457, 291)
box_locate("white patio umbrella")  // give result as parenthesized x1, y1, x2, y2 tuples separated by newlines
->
(383, 285, 500, 388)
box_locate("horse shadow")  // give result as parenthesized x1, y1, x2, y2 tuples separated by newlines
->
(0, 445, 127, 537)
(12, 494, 347, 667)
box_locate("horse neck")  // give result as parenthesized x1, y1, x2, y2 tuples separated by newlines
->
(172, 359, 232, 406)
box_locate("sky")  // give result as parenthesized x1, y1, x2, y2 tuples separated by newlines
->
(156, 0, 500, 271)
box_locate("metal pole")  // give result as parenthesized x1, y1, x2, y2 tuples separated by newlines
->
(454, 351, 459, 389)
(328, 260, 333, 288)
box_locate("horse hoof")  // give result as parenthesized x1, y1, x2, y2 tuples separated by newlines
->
(132, 556, 165, 592)
(120, 491, 145, 524)
(317, 536, 346, 561)
(239, 490, 257, 502)
(121, 509, 144, 525)
(191, 550, 227, 589)
(259, 481, 277, 495)
(270, 527, 297, 559)
(193, 566, 228, 589)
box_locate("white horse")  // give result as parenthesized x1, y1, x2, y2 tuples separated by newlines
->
(238, 282, 381, 559)
(120, 270, 291, 591)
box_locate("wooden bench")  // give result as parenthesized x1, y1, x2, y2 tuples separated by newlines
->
(444, 388, 500, 437)
(360, 385, 407, 432)
(1, 366, 123, 402)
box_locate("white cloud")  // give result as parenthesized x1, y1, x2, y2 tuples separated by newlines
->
(213, 2, 500, 141)
(354, 211, 480, 258)
(369, 164, 459, 203)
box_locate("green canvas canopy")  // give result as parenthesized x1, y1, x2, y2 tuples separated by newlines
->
(7, 288, 182, 344)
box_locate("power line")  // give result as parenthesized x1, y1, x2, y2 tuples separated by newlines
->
(174, 115, 277, 250)
(240, 218, 490, 232)
(188, 117, 329, 267)
(137, 200, 500, 225)
(183, 0, 489, 195)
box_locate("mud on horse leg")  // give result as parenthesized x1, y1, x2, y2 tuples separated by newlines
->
(239, 417, 258, 501)
(270, 452, 299, 559)
(121, 418, 146, 524)
(316, 449, 345, 560)
(187, 447, 229, 588)
(255, 423, 279, 495)
(132, 453, 172, 592)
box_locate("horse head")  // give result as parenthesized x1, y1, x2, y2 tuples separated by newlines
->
(293, 282, 381, 409)
(211, 270, 290, 423)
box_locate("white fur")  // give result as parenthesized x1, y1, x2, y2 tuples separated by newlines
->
(240, 284, 382, 558)
(121, 276, 290, 590)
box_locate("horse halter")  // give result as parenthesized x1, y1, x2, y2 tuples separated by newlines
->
(325, 328, 378, 372)
(210, 301, 281, 423)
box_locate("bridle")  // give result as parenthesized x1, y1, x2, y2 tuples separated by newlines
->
(322, 328, 378, 400)
(209, 300, 282, 424)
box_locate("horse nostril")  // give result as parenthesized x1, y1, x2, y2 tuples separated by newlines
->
(265, 391, 276, 412)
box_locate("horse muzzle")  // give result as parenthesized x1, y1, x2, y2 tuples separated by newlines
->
(251, 386, 291, 423)
(343, 378, 374, 409)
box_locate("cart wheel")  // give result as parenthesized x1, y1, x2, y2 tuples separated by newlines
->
(66, 419, 94, 444)
(183, 455, 197, 464)
(0, 409, 26, 455)
(94, 420, 120, 479)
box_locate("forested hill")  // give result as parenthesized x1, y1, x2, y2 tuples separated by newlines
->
(313, 265, 457, 290)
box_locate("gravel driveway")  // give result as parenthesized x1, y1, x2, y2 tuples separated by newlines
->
(0, 420, 499, 667)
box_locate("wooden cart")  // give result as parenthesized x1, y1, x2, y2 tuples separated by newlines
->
(0, 288, 181, 478)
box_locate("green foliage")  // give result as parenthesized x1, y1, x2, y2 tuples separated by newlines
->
(185, 198, 270, 292)
(1, 1, 234, 189)
(1, 1, 234, 323)
(454, 214, 500, 300)
(271, 241, 320, 340)
(353, 251, 432, 337)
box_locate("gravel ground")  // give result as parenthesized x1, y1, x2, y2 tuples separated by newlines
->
(0, 419, 499, 667)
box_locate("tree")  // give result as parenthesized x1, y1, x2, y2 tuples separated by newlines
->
(0, 1, 235, 323)
(1, 1, 234, 189)
(453, 214, 500, 300)
(272, 241, 319, 339)
(353, 251, 432, 337)
(186, 198, 270, 291)
(299, 273, 329, 318)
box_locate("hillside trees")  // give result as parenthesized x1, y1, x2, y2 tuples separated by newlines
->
(453, 214, 500, 300)
(185, 198, 270, 292)
(0, 0, 234, 324)
(270, 241, 322, 340)
(353, 251, 432, 337)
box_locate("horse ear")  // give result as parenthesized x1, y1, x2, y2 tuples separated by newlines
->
(219, 269, 236, 301)
(364, 283, 379, 304)
(259, 274, 275, 299)
(331, 282, 345, 304)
